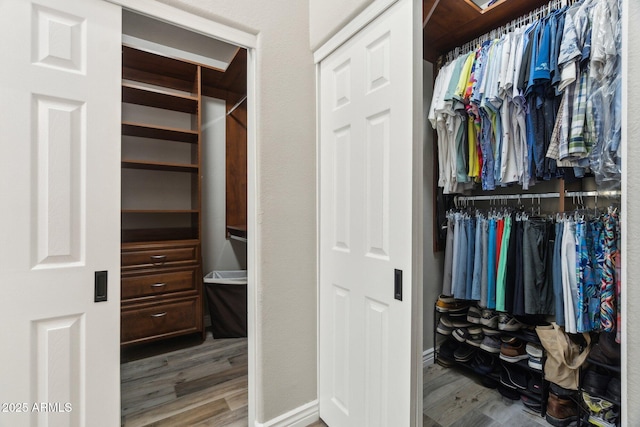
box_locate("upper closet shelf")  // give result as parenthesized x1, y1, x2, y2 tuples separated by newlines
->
(121, 159, 198, 173)
(122, 121, 198, 143)
(122, 83, 198, 114)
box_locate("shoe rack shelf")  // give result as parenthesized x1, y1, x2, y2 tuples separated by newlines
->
(433, 303, 549, 418)
(574, 356, 621, 427)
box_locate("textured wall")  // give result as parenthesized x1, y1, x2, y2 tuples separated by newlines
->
(158, 0, 317, 423)
(625, 0, 638, 423)
(309, 0, 375, 50)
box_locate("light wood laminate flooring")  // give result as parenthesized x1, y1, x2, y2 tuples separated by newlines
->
(121, 334, 549, 426)
(121, 333, 248, 427)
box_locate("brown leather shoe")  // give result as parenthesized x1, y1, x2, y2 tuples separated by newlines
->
(546, 392, 578, 427)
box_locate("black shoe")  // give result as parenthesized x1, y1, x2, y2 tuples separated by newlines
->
(471, 351, 495, 375)
(527, 375, 543, 396)
(550, 382, 578, 398)
(437, 338, 459, 363)
(583, 369, 611, 397)
(500, 363, 527, 390)
(454, 343, 476, 363)
(606, 377, 621, 402)
(498, 384, 520, 400)
(521, 394, 542, 412)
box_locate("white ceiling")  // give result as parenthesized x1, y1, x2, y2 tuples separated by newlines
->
(122, 10, 239, 71)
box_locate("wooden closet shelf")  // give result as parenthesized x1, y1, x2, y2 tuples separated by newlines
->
(121, 227, 199, 243)
(122, 209, 199, 214)
(122, 122, 198, 143)
(122, 159, 198, 173)
(122, 83, 198, 114)
(122, 45, 198, 93)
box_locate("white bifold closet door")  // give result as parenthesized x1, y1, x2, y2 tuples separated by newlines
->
(0, 0, 122, 426)
(318, 0, 422, 425)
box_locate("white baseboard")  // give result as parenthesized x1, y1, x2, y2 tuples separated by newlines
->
(423, 347, 435, 367)
(255, 400, 319, 427)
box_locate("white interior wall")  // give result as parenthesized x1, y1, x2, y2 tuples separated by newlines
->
(422, 60, 443, 352)
(309, 0, 375, 50)
(201, 96, 246, 274)
(625, 0, 638, 422)
(158, 0, 318, 422)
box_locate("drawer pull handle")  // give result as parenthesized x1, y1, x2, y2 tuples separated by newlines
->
(150, 312, 167, 318)
(151, 283, 167, 288)
(150, 255, 167, 265)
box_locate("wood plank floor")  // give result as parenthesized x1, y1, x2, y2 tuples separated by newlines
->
(121, 334, 549, 426)
(121, 333, 248, 427)
(422, 364, 550, 427)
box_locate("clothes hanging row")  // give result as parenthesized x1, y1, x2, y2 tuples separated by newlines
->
(428, 0, 622, 195)
(442, 207, 621, 338)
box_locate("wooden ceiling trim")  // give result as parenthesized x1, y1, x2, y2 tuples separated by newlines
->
(422, 0, 439, 28)
(423, 0, 551, 63)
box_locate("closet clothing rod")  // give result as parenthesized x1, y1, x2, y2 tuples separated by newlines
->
(226, 95, 247, 116)
(565, 190, 622, 198)
(454, 193, 560, 203)
(454, 190, 622, 203)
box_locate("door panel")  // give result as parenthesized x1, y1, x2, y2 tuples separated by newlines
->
(319, 0, 419, 425)
(0, 0, 121, 426)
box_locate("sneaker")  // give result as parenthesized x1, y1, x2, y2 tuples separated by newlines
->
(526, 343, 544, 359)
(479, 336, 502, 354)
(471, 351, 495, 375)
(497, 384, 520, 400)
(466, 329, 484, 347)
(435, 295, 456, 312)
(437, 297, 471, 315)
(500, 335, 518, 344)
(454, 344, 476, 363)
(466, 305, 482, 324)
(528, 356, 543, 371)
(521, 326, 540, 343)
(499, 339, 528, 362)
(439, 315, 454, 328)
(436, 318, 454, 335)
(482, 326, 501, 336)
(521, 394, 542, 412)
(436, 338, 458, 365)
(452, 328, 468, 343)
(453, 325, 482, 343)
(451, 318, 472, 328)
(480, 309, 499, 328)
(500, 363, 527, 390)
(498, 313, 523, 331)
(528, 376, 543, 396)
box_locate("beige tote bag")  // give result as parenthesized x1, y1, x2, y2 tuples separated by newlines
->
(536, 323, 591, 390)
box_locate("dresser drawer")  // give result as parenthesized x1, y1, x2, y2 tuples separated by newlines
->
(121, 267, 198, 300)
(121, 297, 200, 345)
(121, 242, 198, 268)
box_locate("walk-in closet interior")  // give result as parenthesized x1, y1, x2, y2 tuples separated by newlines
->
(423, 0, 622, 426)
(118, 10, 249, 426)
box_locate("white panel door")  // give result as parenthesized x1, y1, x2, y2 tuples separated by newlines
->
(0, 0, 121, 426)
(319, 0, 420, 425)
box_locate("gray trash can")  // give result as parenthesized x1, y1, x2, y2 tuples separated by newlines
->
(204, 270, 247, 338)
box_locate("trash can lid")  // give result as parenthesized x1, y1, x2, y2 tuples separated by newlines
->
(204, 270, 247, 285)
